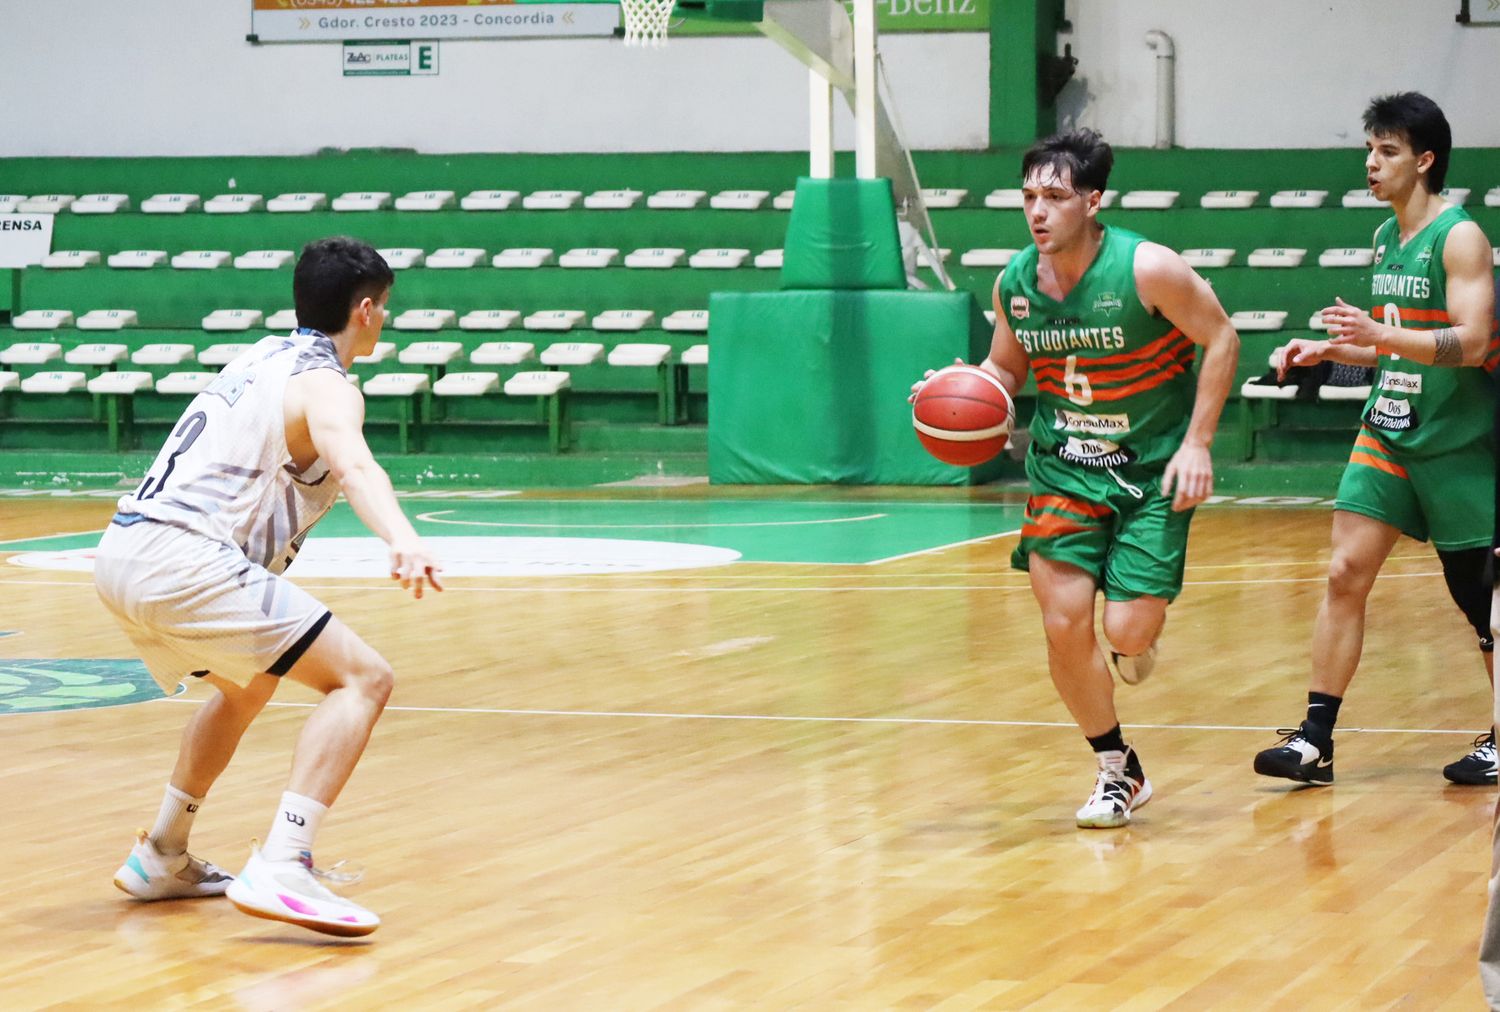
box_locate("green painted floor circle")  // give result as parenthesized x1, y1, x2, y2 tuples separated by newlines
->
(0, 660, 179, 715)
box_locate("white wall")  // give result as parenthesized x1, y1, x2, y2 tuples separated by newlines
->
(0, 0, 987, 157)
(1061, 0, 1500, 148)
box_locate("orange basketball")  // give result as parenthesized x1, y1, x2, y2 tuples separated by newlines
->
(912, 365, 1014, 467)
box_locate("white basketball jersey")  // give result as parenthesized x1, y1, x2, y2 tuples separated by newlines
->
(116, 331, 346, 574)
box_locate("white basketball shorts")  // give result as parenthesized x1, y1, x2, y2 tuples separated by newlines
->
(94, 518, 331, 692)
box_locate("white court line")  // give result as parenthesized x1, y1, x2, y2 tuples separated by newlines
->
(0, 571, 1446, 593)
(0, 528, 101, 547)
(414, 509, 888, 529)
(155, 696, 1481, 736)
(866, 528, 1021, 565)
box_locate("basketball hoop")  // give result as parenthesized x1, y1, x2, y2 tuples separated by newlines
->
(621, 0, 676, 46)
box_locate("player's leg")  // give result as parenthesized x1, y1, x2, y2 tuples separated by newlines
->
(225, 615, 392, 937)
(1417, 441, 1498, 783)
(1481, 586, 1500, 1000)
(1254, 509, 1402, 785)
(1098, 480, 1191, 686)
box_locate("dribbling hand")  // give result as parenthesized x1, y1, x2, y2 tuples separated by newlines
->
(390, 538, 444, 599)
(909, 357, 967, 403)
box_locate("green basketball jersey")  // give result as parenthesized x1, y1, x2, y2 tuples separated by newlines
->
(1000, 226, 1195, 469)
(1363, 205, 1497, 456)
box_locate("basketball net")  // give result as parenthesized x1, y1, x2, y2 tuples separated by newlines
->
(621, 0, 675, 46)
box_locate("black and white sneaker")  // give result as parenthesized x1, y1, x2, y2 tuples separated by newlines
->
(1253, 721, 1334, 785)
(1075, 747, 1153, 828)
(1442, 730, 1497, 786)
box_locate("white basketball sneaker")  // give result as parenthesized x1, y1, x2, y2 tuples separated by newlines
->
(1075, 748, 1153, 829)
(226, 844, 380, 937)
(113, 829, 233, 900)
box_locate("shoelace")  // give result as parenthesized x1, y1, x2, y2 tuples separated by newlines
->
(1271, 727, 1307, 746)
(299, 855, 365, 886)
(1469, 733, 1497, 759)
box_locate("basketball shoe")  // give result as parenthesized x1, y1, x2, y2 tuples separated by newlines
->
(1443, 730, 1497, 786)
(113, 829, 233, 900)
(1076, 747, 1153, 828)
(1253, 721, 1334, 785)
(226, 844, 380, 937)
(1108, 641, 1158, 686)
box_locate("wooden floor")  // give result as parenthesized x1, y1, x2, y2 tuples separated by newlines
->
(0, 490, 1494, 1010)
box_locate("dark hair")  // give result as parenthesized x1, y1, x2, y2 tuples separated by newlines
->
(1363, 92, 1451, 195)
(293, 237, 395, 334)
(1021, 129, 1114, 195)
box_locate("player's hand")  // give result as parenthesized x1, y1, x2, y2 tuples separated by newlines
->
(1161, 441, 1213, 512)
(389, 537, 444, 599)
(1272, 338, 1331, 381)
(1322, 297, 1384, 349)
(908, 357, 966, 403)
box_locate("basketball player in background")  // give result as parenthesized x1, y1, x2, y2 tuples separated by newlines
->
(1252, 93, 1498, 787)
(99, 237, 442, 935)
(914, 129, 1239, 827)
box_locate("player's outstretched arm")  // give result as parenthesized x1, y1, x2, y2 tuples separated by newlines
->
(293, 370, 444, 598)
(1323, 220, 1494, 367)
(1135, 242, 1240, 511)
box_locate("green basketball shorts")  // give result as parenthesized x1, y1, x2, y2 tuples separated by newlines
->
(1011, 448, 1195, 602)
(1334, 426, 1495, 549)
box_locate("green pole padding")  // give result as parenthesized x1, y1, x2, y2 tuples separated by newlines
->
(780, 178, 905, 291)
(708, 288, 994, 484)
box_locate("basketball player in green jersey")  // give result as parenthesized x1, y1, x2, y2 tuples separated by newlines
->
(915, 129, 1240, 827)
(1254, 93, 1499, 787)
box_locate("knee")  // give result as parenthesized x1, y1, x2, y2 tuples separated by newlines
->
(1040, 607, 1092, 648)
(1103, 614, 1156, 656)
(1325, 552, 1376, 601)
(349, 656, 394, 707)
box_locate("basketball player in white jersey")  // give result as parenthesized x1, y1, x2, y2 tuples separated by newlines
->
(98, 237, 442, 936)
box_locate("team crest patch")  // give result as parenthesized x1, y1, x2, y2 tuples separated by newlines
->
(1374, 244, 1386, 262)
(1091, 291, 1124, 316)
(1416, 247, 1433, 264)
(1010, 296, 1030, 320)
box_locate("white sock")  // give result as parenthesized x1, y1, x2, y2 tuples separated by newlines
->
(148, 784, 203, 856)
(261, 791, 328, 863)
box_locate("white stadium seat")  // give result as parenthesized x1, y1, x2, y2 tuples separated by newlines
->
(1247, 248, 1306, 268)
(21, 371, 87, 394)
(592, 310, 655, 332)
(198, 343, 254, 366)
(460, 189, 519, 211)
(470, 341, 535, 366)
(87, 371, 154, 395)
(624, 248, 685, 269)
(523, 310, 586, 332)
(0, 195, 23, 213)
(205, 193, 264, 214)
(662, 310, 709, 333)
(1120, 190, 1179, 209)
(1230, 311, 1288, 332)
(1271, 189, 1328, 208)
(42, 250, 100, 269)
(1442, 187, 1471, 206)
(1199, 190, 1259, 209)
(107, 250, 167, 269)
(920, 188, 967, 209)
(584, 189, 643, 210)
(267, 192, 328, 213)
(20, 194, 76, 213)
(12, 310, 74, 331)
(202, 309, 265, 332)
(235, 250, 295, 270)
(773, 190, 795, 210)
(647, 189, 707, 210)
(710, 190, 770, 211)
(155, 372, 216, 395)
(492, 248, 555, 269)
(394, 190, 455, 211)
(433, 371, 500, 397)
(984, 189, 1023, 209)
(459, 310, 521, 332)
(141, 193, 201, 214)
(131, 343, 197, 366)
(353, 341, 397, 364)
(266, 309, 299, 331)
(378, 248, 426, 270)
(363, 373, 430, 397)
(1319, 248, 1375, 268)
(607, 343, 672, 367)
(171, 250, 231, 270)
(393, 310, 458, 332)
(680, 344, 708, 366)
(960, 249, 1018, 268)
(77, 310, 140, 331)
(559, 247, 619, 269)
(0, 370, 18, 391)
(1340, 189, 1384, 209)
(754, 249, 784, 269)
(540, 342, 604, 366)
(504, 370, 570, 396)
(0, 342, 63, 365)
(426, 248, 485, 269)
(689, 248, 749, 269)
(398, 341, 465, 366)
(71, 193, 130, 215)
(331, 191, 391, 212)
(64, 343, 129, 367)
(522, 190, 581, 210)
(1181, 248, 1236, 269)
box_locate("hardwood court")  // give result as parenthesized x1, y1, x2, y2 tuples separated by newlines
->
(0, 489, 1493, 1009)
